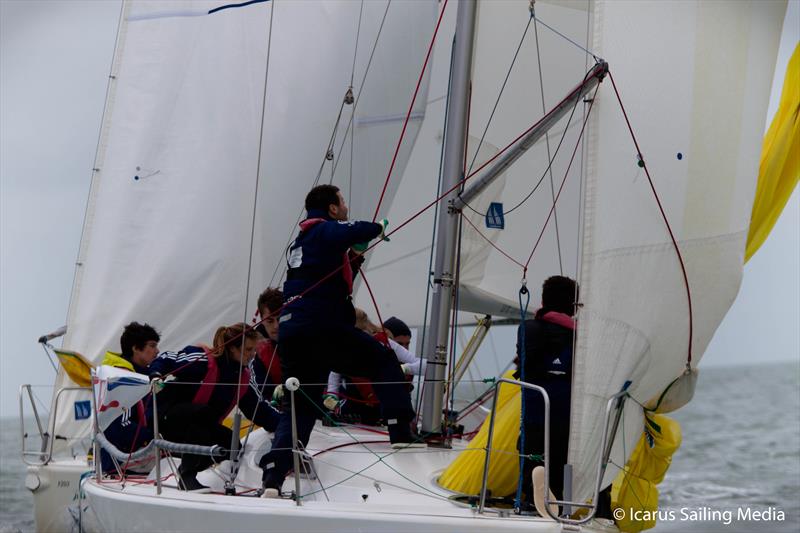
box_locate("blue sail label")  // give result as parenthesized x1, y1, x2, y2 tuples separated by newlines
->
(74, 400, 91, 420)
(485, 202, 504, 229)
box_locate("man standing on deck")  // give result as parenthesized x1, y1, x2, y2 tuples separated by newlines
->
(259, 184, 420, 498)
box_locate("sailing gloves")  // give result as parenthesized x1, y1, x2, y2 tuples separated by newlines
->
(322, 394, 339, 411)
(352, 218, 390, 253)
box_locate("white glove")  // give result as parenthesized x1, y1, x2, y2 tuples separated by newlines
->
(272, 384, 284, 402)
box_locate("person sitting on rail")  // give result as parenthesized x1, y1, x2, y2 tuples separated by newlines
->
(382, 316, 412, 350)
(148, 322, 280, 491)
(252, 287, 284, 403)
(99, 321, 160, 475)
(324, 309, 426, 424)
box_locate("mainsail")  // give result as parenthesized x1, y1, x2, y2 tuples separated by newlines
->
(51, 0, 437, 456)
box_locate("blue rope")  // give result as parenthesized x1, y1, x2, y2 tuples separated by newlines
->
(513, 283, 531, 512)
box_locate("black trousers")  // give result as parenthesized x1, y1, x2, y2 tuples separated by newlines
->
(520, 420, 569, 502)
(260, 325, 414, 487)
(160, 403, 236, 478)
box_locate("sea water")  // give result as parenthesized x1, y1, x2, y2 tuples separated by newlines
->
(1, 361, 798, 532)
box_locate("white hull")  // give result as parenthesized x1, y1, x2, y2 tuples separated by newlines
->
(79, 423, 616, 532)
(26, 459, 92, 533)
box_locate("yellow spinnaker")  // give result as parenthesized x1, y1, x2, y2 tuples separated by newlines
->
(611, 413, 682, 532)
(746, 42, 800, 262)
(53, 349, 94, 387)
(438, 370, 521, 497)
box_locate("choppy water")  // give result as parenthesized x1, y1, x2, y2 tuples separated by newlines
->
(1, 362, 798, 532)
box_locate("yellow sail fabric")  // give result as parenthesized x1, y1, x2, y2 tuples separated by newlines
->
(611, 413, 682, 532)
(438, 370, 521, 496)
(53, 349, 95, 387)
(745, 43, 800, 262)
(222, 415, 258, 438)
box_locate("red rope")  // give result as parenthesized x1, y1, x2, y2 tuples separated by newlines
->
(460, 213, 526, 269)
(607, 72, 694, 364)
(372, 0, 450, 222)
(360, 271, 389, 347)
(524, 83, 599, 269)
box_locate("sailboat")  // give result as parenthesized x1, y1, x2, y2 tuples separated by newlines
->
(18, 0, 790, 531)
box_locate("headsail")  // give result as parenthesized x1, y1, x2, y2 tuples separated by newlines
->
(571, 0, 786, 501)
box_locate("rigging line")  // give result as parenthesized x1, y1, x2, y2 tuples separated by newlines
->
(236, 0, 276, 413)
(532, 6, 563, 275)
(530, 12, 599, 62)
(464, 14, 533, 180)
(371, 0, 450, 222)
(320, 98, 348, 184)
(295, 388, 441, 500)
(304, 450, 452, 503)
(385, 66, 597, 243)
(458, 63, 595, 219)
(349, 106, 354, 208)
(330, 0, 392, 177)
(607, 71, 694, 365)
(268, 0, 392, 287)
(350, 0, 365, 89)
(359, 271, 387, 344)
(501, 72, 585, 216)
(460, 213, 526, 270)
(524, 82, 599, 270)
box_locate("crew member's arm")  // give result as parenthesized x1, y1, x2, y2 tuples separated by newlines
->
(318, 220, 382, 250)
(239, 385, 281, 432)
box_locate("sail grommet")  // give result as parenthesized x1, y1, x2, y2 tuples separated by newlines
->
(637, 153, 645, 168)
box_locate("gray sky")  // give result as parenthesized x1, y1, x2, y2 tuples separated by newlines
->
(1, 0, 798, 418)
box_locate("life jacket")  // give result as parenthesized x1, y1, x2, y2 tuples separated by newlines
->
(519, 310, 575, 426)
(256, 339, 283, 385)
(192, 350, 250, 423)
(289, 217, 354, 294)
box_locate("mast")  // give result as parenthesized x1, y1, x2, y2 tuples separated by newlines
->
(421, 0, 477, 435)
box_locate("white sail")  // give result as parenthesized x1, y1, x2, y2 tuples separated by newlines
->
(52, 0, 437, 457)
(571, 0, 786, 501)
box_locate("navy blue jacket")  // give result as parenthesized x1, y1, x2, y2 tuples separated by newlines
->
(280, 209, 381, 336)
(148, 346, 279, 430)
(517, 317, 573, 427)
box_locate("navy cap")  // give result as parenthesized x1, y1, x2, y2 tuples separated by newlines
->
(383, 316, 411, 338)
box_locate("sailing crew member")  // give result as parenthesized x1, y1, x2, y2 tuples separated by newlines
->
(382, 316, 412, 350)
(149, 323, 280, 491)
(253, 287, 283, 402)
(324, 309, 426, 422)
(516, 275, 577, 504)
(260, 184, 420, 499)
(100, 322, 160, 475)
